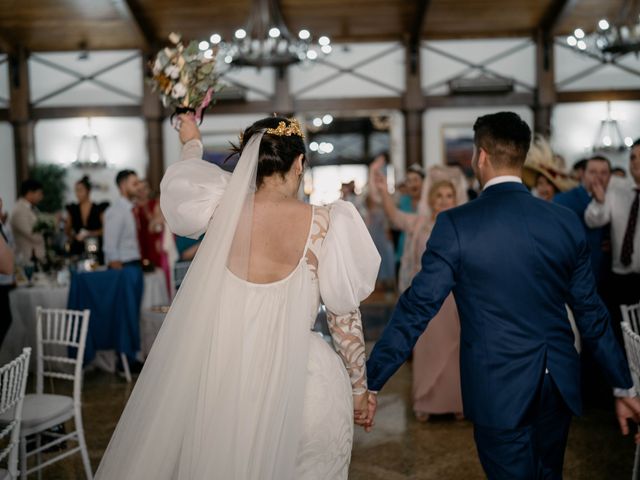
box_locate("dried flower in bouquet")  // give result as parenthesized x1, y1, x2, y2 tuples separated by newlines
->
(149, 32, 222, 127)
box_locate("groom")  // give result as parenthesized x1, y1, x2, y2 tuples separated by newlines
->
(364, 112, 640, 479)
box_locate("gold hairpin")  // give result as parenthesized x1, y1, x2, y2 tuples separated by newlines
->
(266, 118, 305, 138)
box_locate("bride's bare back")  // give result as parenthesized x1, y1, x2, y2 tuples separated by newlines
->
(246, 197, 312, 284)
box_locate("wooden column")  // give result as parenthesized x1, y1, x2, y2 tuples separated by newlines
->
(143, 78, 164, 193)
(9, 48, 34, 186)
(273, 66, 294, 116)
(403, 42, 425, 169)
(534, 30, 556, 136)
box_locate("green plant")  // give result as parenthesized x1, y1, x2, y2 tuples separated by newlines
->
(29, 164, 67, 213)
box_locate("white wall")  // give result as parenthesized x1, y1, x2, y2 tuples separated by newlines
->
(34, 117, 147, 205)
(0, 122, 16, 212)
(551, 101, 640, 169)
(423, 106, 534, 169)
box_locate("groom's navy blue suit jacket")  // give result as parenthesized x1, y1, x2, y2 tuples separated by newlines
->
(367, 182, 632, 429)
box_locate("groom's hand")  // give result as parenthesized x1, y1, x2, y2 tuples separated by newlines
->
(362, 392, 378, 433)
(615, 397, 640, 443)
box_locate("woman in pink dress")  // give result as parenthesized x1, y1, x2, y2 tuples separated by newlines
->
(373, 165, 467, 421)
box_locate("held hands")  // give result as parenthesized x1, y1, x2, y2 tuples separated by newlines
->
(178, 113, 202, 145)
(615, 396, 640, 444)
(354, 391, 378, 433)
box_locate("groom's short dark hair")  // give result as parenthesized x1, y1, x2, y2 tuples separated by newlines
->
(473, 112, 531, 169)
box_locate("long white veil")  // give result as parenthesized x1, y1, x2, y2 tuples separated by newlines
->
(96, 130, 310, 479)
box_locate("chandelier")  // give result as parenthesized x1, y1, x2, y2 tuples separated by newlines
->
(566, 1, 640, 57)
(73, 119, 106, 168)
(200, 0, 331, 68)
(592, 103, 635, 153)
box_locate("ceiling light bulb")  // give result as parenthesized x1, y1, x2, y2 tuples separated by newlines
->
(224, 55, 233, 64)
(210, 34, 222, 44)
(298, 29, 311, 40)
(235, 29, 247, 39)
(318, 36, 331, 46)
(199, 41, 210, 51)
(325, 143, 334, 153)
(602, 136, 612, 146)
(598, 19, 610, 30)
(306, 50, 318, 60)
(309, 141, 319, 151)
(321, 45, 332, 54)
(625, 137, 634, 147)
(574, 28, 585, 39)
(567, 36, 577, 47)
(204, 49, 214, 59)
(577, 40, 587, 50)
(269, 27, 281, 38)
(313, 117, 323, 127)
(322, 114, 333, 124)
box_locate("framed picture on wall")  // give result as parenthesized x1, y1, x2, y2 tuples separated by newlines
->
(441, 125, 474, 176)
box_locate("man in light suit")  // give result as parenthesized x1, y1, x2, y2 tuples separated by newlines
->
(10, 179, 45, 260)
(364, 112, 640, 479)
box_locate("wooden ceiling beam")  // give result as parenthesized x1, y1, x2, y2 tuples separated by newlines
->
(410, 0, 432, 47)
(112, 0, 157, 51)
(0, 29, 15, 54)
(31, 105, 142, 120)
(557, 89, 640, 102)
(538, 0, 581, 34)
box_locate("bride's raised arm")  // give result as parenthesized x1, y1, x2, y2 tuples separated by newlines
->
(160, 116, 231, 239)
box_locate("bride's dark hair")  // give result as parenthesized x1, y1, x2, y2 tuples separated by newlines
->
(229, 116, 306, 188)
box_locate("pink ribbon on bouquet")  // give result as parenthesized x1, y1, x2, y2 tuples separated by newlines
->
(195, 88, 214, 122)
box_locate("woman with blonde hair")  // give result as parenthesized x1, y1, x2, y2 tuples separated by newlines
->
(373, 165, 466, 421)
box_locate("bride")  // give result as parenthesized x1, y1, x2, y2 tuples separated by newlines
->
(95, 114, 381, 479)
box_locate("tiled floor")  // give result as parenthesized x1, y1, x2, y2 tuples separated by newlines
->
(20, 300, 638, 478)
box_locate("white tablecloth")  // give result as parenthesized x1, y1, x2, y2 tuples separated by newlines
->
(1, 285, 69, 368)
(1, 269, 170, 369)
(140, 309, 167, 359)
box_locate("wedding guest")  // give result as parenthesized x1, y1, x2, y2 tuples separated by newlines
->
(571, 158, 588, 182)
(135, 179, 170, 289)
(522, 135, 575, 201)
(396, 164, 425, 272)
(554, 155, 611, 281)
(173, 235, 202, 290)
(374, 166, 467, 420)
(613, 167, 627, 178)
(0, 199, 14, 347)
(585, 139, 640, 325)
(65, 175, 105, 261)
(104, 170, 142, 270)
(365, 154, 396, 291)
(10, 179, 45, 261)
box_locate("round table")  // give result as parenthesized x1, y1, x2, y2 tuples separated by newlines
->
(1, 284, 69, 368)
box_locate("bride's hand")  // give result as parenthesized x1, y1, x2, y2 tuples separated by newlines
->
(179, 114, 202, 144)
(353, 391, 370, 428)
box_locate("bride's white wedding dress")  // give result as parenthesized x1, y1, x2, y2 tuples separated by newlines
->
(95, 135, 380, 479)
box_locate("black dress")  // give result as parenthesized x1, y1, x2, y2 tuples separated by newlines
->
(66, 202, 105, 258)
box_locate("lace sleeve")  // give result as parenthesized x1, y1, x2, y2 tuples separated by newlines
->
(326, 309, 368, 395)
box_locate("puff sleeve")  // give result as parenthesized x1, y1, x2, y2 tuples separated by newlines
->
(318, 200, 381, 315)
(160, 139, 231, 239)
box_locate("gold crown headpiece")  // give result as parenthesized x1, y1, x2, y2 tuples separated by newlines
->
(265, 118, 305, 138)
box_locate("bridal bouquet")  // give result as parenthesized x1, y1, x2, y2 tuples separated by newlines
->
(149, 32, 222, 125)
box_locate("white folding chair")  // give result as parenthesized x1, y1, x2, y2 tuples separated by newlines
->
(0, 349, 31, 480)
(622, 322, 640, 480)
(622, 302, 640, 335)
(12, 308, 92, 479)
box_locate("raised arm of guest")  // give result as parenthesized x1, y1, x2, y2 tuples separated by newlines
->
(584, 179, 612, 228)
(372, 170, 416, 232)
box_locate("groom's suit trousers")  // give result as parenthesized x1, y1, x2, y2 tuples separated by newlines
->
(473, 373, 572, 480)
